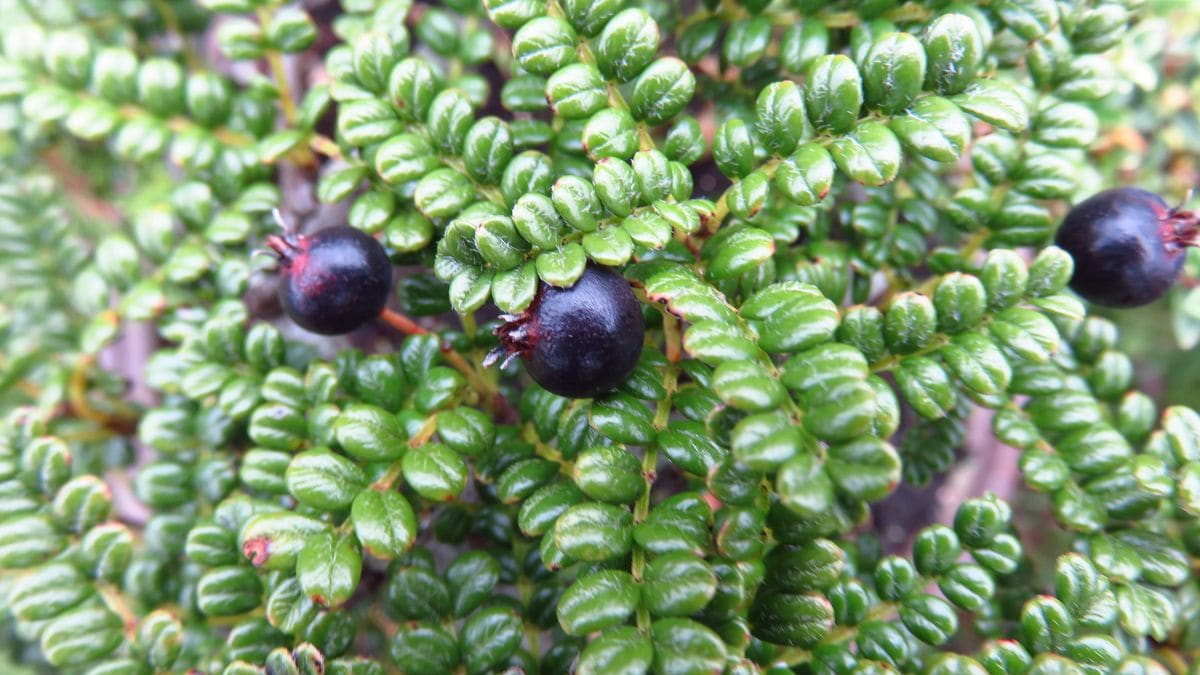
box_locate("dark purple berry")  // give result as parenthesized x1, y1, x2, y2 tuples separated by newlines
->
(1054, 187, 1197, 308)
(488, 265, 645, 399)
(268, 226, 393, 335)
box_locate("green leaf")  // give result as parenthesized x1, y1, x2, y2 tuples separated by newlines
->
(590, 392, 655, 444)
(375, 134, 438, 185)
(952, 81, 1030, 132)
(475, 215, 530, 270)
(1020, 596, 1075, 653)
(415, 169, 474, 219)
(547, 64, 607, 120)
(890, 96, 970, 163)
(940, 332, 1012, 396)
(804, 54, 863, 134)
(777, 454, 834, 518)
(573, 446, 644, 503)
(657, 421, 726, 475)
(286, 450, 366, 512)
(40, 605, 123, 667)
(896, 357, 956, 419)
(266, 7, 317, 52)
(460, 606, 523, 674)
(512, 16, 578, 75)
(765, 539, 845, 592)
(552, 175, 603, 232)
(900, 594, 958, 646)
(448, 267, 493, 315)
(740, 283, 836, 353)
(554, 501, 633, 561)
(248, 404, 307, 452)
(939, 563, 995, 611)
(335, 404, 406, 462)
(885, 292, 937, 354)
(711, 360, 786, 412)
(239, 511, 330, 570)
(595, 9, 659, 82)
(724, 171, 770, 219)
(195, 565, 264, 617)
(713, 118, 756, 179)
(593, 158, 639, 217)
(351, 490, 417, 559)
(923, 14, 983, 95)
(446, 551, 501, 617)
(496, 458, 559, 504)
(651, 618, 726, 673)
(557, 569, 640, 635)
(390, 622, 459, 675)
(863, 35, 927, 116)
(621, 210, 672, 249)
(577, 627, 654, 675)
(389, 57, 440, 121)
(337, 98, 402, 146)
(584, 108, 638, 160)
(707, 226, 775, 280)
(1034, 101, 1099, 149)
(749, 591, 835, 647)
(723, 15, 771, 67)
(643, 553, 717, 617)
(629, 57, 695, 124)
(756, 81, 808, 155)
(6, 562, 90, 621)
(297, 532, 362, 608)
(829, 121, 902, 186)
(402, 443, 468, 501)
(775, 143, 835, 205)
(518, 481, 584, 536)
(826, 436, 900, 502)
(995, 0, 1058, 40)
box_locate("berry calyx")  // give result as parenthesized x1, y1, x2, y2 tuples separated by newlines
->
(1054, 187, 1198, 308)
(487, 265, 645, 399)
(267, 225, 393, 335)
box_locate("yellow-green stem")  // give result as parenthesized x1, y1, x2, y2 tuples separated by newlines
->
(150, 0, 200, 69)
(256, 7, 300, 128)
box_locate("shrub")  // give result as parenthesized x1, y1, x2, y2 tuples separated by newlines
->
(0, 0, 1198, 673)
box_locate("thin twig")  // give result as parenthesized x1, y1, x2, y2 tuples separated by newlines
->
(149, 0, 200, 69)
(256, 7, 300, 128)
(378, 307, 429, 336)
(40, 150, 122, 223)
(378, 309, 519, 421)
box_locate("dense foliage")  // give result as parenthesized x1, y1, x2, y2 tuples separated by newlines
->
(0, 0, 1199, 672)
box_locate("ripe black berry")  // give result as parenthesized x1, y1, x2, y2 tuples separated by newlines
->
(267, 225, 393, 335)
(487, 265, 645, 399)
(1054, 187, 1197, 308)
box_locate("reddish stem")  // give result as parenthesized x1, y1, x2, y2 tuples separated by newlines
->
(264, 233, 301, 260)
(377, 307, 429, 335)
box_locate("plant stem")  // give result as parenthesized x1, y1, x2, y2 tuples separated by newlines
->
(149, 0, 200, 69)
(705, 158, 782, 233)
(378, 307, 429, 336)
(378, 309, 518, 420)
(255, 7, 301, 129)
(408, 413, 439, 448)
(662, 313, 682, 364)
(959, 229, 990, 261)
(310, 134, 343, 159)
(96, 582, 138, 637)
(68, 355, 139, 434)
(40, 150, 122, 223)
(631, 364, 677, 630)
